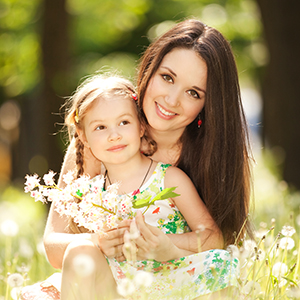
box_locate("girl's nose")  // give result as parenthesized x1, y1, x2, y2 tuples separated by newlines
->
(108, 129, 121, 142)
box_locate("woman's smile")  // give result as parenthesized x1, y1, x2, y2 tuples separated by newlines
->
(155, 102, 177, 119)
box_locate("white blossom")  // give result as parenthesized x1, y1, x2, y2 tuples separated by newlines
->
(10, 287, 22, 300)
(129, 221, 140, 240)
(1, 219, 19, 237)
(281, 225, 296, 237)
(279, 237, 295, 250)
(43, 170, 56, 186)
(117, 278, 135, 297)
(24, 174, 40, 192)
(272, 262, 288, 278)
(7, 273, 24, 287)
(242, 281, 261, 296)
(134, 271, 153, 288)
(63, 170, 75, 185)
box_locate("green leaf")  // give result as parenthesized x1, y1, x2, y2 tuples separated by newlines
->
(76, 189, 83, 197)
(151, 187, 180, 203)
(132, 195, 152, 209)
(132, 187, 180, 209)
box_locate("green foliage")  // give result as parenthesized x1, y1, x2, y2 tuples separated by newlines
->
(133, 187, 180, 209)
(0, 186, 56, 297)
(0, 0, 264, 102)
(0, 0, 41, 100)
(1, 160, 300, 299)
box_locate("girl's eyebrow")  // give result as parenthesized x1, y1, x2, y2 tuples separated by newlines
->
(89, 113, 134, 126)
(160, 66, 206, 94)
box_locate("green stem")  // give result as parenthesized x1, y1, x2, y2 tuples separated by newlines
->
(92, 203, 116, 215)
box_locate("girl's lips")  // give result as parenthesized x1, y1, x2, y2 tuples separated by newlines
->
(107, 145, 127, 152)
(155, 102, 177, 120)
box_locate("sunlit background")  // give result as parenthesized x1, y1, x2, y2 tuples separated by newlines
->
(0, 0, 300, 296)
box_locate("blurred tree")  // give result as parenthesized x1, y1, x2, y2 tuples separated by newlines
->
(257, 0, 300, 190)
(13, 0, 70, 180)
(0, 0, 267, 185)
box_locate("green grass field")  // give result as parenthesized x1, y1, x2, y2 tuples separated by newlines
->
(1, 154, 299, 299)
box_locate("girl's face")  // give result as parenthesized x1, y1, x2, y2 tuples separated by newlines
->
(143, 48, 207, 136)
(79, 96, 143, 165)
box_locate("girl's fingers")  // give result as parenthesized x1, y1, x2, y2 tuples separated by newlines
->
(105, 244, 124, 258)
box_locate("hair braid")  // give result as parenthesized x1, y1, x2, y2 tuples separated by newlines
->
(74, 132, 85, 178)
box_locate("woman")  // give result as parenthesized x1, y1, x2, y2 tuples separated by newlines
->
(42, 18, 253, 299)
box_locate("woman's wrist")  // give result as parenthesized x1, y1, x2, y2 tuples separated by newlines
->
(90, 233, 101, 249)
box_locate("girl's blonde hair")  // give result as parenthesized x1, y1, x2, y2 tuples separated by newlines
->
(65, 75, 143, 178)
(63, 74, 155, 233)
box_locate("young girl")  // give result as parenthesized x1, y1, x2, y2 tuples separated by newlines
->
(21, 74, 239, 300)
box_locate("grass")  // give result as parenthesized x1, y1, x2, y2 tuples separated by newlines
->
(0, 153, 299, 299)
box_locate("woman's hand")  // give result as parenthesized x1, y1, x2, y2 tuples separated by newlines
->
(97, 219, 131, 262)
(124, 211, 191, 262)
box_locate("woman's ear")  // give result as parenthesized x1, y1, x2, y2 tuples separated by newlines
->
(77, 129, 90, 149)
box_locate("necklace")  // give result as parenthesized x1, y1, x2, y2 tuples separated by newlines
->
(104, 158, 153, 192)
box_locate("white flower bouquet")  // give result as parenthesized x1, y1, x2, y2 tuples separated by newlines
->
(24, 170, 179, 235)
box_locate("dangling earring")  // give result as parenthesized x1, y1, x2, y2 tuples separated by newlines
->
(197, 113, 202, 128)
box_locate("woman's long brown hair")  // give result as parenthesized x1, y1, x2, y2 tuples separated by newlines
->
(137, 19, 254, 245)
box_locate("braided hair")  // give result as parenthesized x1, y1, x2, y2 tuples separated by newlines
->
(63, 74, 156, 233)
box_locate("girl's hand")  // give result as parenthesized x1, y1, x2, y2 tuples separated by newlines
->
(127, 211, 182, 262)
(97, 219, 131, 262)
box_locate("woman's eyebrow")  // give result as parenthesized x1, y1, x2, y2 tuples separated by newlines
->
(193, 85, 206, 94)
(160, 66, 177, 77)
(161, 66, 206, 94)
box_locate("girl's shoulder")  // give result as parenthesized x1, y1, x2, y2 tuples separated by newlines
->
(164, 164, 193, 188)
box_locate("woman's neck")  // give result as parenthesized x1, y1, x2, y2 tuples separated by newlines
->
(147, 128, 182, 165)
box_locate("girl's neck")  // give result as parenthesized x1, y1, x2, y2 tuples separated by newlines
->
(103, 154, 154, 194)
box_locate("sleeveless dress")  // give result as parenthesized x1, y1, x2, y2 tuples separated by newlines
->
(107, 162, 239, 299)
(21, 162, 239, 300)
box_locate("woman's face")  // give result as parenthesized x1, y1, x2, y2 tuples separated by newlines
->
(143, 48, 207, 136)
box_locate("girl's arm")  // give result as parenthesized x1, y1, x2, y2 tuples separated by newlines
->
(44, 140, 128, 269)
(132, 167, 223, 262)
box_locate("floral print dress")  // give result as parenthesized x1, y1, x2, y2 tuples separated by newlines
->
(107, 162, 239, 299)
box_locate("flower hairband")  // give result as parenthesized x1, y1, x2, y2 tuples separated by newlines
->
(132, 93, 138, 101)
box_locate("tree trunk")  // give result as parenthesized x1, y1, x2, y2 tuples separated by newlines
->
(13, 0, 70, 181)
(257, 0, 300, 190)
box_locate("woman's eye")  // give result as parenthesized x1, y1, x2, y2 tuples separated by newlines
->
(120, 120, 129, 126)
(187, 90, 200, 99)
(162, 74, 173, 83)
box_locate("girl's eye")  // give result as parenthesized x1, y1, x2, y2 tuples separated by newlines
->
(120, 120, 129, 126)
(162, 74, 173, 83)
(187, 90, 200, 99)
(96, 125, 106, 130)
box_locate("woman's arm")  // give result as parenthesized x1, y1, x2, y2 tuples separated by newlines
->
(130, 167, 223, 262)
(165, 166, 224, 252)
(43, 204, 130, 269)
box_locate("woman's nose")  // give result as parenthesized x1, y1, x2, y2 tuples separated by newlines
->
(165, 89, 180, 107)
(108, 129, 121, 142)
